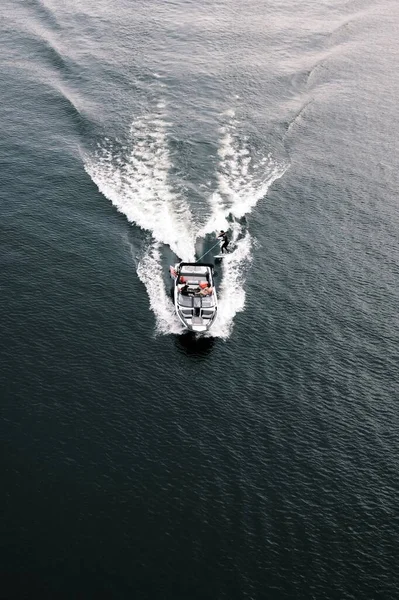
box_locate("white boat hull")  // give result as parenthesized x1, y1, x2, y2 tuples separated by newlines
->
(170, 262, 218, 333)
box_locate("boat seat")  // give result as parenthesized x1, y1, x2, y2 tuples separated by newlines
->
(178, 295, 193, 307)
(201, 297, 214, 307)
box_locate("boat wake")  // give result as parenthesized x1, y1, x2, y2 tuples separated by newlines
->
(201, 110, 288, 337)
(84, 106, 288, 339)
(85, 109, 195, 261)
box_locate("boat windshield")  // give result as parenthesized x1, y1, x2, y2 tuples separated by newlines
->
(178, 294, 215, 308)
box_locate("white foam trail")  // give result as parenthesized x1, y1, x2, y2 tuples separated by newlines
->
(136, 243, 184, 335)
(84, 112, 195, 261)
(201, 110, 288, 338)
(85, 107, 288, 338)
(84, 110, 197, 336)
(209, 232, 253, 339)
(216, 114, 287, 221)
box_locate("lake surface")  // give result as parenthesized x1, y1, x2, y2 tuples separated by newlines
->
(1, 0, 399, 598)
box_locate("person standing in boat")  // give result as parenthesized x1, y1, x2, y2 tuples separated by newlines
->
(217, 230, 229, 254)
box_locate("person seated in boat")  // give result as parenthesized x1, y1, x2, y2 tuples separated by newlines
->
(195, 281, 207, 295)
(198, 281, 213, 296)
(178, 277, 190, 295)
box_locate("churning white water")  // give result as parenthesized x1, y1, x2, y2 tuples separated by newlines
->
(85, 107, 288, 338)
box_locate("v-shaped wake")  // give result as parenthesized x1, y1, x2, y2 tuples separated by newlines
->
(84, 106, 288, 338)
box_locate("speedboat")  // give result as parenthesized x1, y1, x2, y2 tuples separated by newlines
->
(170, 262, 218, 332)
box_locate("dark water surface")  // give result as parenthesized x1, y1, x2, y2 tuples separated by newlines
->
(1, 0, 399, 598)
